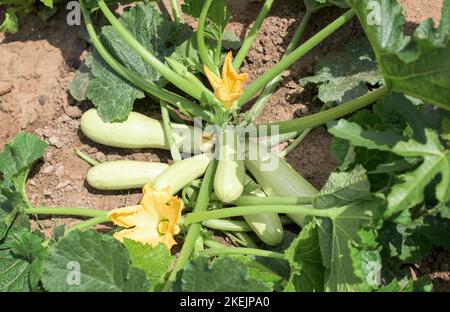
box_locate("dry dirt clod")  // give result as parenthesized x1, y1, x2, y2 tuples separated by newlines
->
(55, 180, 71, 190)
(64, 106, 82, 119)
(48, 136, 63, 148)
(0, 81, 13, 96)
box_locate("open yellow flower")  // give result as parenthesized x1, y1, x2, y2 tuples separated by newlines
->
(107, 184, 183, 250)
(204, 51, 248, 109)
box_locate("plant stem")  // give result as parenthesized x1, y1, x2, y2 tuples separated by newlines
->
(226, 231, 258, 248)
(97, 0, 215, 103)
(169, 0, 182, 24)
(160, 100, 182, 162)
(25, 207, 107, 218)
(186, 205, 339, 224)
(203, 238, 227, 249)
(264, 85, 390, 135)
(65, 216, 111, 235)
(198, 247, 285, 259)
(278, 127, 312, 157)
(245, 10, 312, 123)
(238, 9, 356, 106)
(233, 195, 312, 206)
(277, 105, 327, 157)
(164, 158, 218, 290)
(74, 149, 100, 166)
(80, 0, 215, 123)
(197, 0, 216, 72)
(233, 0, 274, 70)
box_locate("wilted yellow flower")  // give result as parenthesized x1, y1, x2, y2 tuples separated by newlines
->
(107, 184, 183, 250)
(204, 51, 248, 109)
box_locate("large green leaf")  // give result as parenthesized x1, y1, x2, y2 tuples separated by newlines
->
(300, 38, 382, 104)
(314, 167, 383, 291)
(123, 240, 173, 291)
(0, 132, 47, 178)
(284, 220, 324, 292)
(387, 129, 450, 218)
(42, 230, 149, 292)
(347, 0, 450, 110)
(71, 2, 192, 122)
(0, 133, 47, 240)
(0, 250, 30, 291)
(173, 256, 272, 292)
(313, 165, 372, 208)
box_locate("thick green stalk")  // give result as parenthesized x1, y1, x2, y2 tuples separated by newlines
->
(74, 149, 100, 166)
(238, 9, 356, 106)
(25, 207, 107, 218)
(197, 0, 215, 72)
(164, 159, 218, 289)
(160, 100, 182, 162)
(226, 231, 258, 248)
(233, 0, 274, 70)
(80, 1, 214, 123)
(203, 238, 227, 249)
(245, 10, 312, 123)
(198, 247, 285, 259)
(97, 0, 215, 103)
(169, 0, 182, 24)
(65, 216, 111, 235)
(277, 105, 327, 157)
(185, 205, 339, 224)
(233, 195, 312, 206)
(264, 85, 390, 135)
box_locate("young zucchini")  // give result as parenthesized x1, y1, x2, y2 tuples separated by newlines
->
(214, 128, 245, 203)
(152, 153, 212, 194)
(80, 109, 202, 152)
(245, 141, 318, 226)
(242, 175, 284, 246)
(86, 160, 169, 190)
(86, 160, 168, 190)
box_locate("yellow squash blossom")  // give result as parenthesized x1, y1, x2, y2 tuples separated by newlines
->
(107, 184, 183, 250)
(204, 51, 248, 109)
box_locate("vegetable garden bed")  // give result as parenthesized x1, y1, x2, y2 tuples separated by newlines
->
(0, 0, 448, 292)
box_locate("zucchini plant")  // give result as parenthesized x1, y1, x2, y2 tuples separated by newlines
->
(1, 0, 449, 292)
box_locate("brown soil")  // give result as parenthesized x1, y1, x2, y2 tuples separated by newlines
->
(0, 0, 447, 290)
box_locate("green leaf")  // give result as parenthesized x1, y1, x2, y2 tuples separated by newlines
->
(222, 31, 242, 50)
(313, 165, 372, 208)
(40, 0, 53, 8)
(328, 119, 407, 152)
(349, 229, 382, 291)
(348, 0, 450, 110)
(0, 133, 46, 240)
(182, 0, 229, 43)
(227, 255, 284, 288)
(42, 230, 149, 292)
(173, 256, 272, 292)
(0, 250, 30, 291)
(386, 129, 450, 218)
(78, 2, 192, 122)
(314, 168, 383, 291)
(8, 228, 47, 290)
(317, 199, 383, 291)
(0, 132, 47, 178)
(284, 220, 324, 292)
(300, 38, 382, 104)
(69, 54, 93, 102)
(0, 8, 19, 33)
(123, 240, 173, 291)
